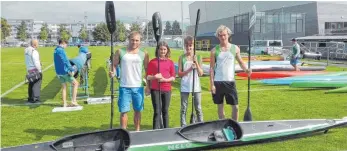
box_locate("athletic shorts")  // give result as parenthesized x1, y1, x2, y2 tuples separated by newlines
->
(212, 81, 238, 105)
(57, 75, 75, 84)
(290, 57, 299, 66)
(118, 87, 144, 113)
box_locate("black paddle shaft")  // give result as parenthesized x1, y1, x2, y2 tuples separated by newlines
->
(105, 1, 116, 128)
(190, 9, 200, 124)
(152, 12, 164, 128)
(243, 22, 253, 122)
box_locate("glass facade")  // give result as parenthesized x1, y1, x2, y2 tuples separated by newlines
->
(234, 12, 305, 34)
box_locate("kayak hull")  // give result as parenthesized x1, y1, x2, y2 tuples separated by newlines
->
(261, 76, 347, 85)
(325, 86, 347, 93)
(237, 71, 327, 79)
(290, 81, 347, 88)
(2, 118, 346, 151)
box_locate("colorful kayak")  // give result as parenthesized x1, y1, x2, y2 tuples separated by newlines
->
(175, 63, 327, 77)
(325, 86, 347, 93)
(237, 71, 327, 79)
(290, 81, 347, 88)
(2, 118, 347, 151)
(260, 76, 347, 85)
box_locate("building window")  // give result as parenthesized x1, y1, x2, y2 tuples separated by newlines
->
(254, 19, 261, 33)
(337, 22, 344, 29)
(267, 15, 273, 23)
(344, 22, 347, 28)
(325, 22, 331, 29)
(296, 19, 303, 33)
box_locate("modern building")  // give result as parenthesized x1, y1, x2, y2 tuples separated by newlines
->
(187, 1, 347, 50)
(7, 19, 34, 41)
(5, 18, 100, 43)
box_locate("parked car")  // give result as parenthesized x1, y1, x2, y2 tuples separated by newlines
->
(249, 40, 284, 55)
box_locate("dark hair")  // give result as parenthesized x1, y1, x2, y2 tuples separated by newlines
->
(58, 39, 68, 45)
(77, 44, 81, 48)
(184, 35, 194, 46)
(155, 41, 171, 58)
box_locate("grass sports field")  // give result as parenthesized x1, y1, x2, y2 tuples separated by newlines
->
(1, 46, 347, 150)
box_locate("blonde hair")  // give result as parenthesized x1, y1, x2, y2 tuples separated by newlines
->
(215, 25, 232, 37)
(127, 31, 142, 40)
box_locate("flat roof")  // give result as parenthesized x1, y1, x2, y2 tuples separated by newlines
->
(296, 35, 347, 40)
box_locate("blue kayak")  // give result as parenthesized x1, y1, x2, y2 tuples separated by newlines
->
(260, 75, 347, 85)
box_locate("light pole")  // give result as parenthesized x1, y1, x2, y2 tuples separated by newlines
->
(281, 6, 284, 42)
(181, 1, 184, 50)
(146, 1, 148, 43)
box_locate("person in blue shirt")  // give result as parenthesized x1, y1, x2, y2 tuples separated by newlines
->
(69, 44, 91, 86)
(54, 39, 79, 107)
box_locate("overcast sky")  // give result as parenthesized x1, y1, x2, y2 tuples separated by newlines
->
(1, 1, 193, 23)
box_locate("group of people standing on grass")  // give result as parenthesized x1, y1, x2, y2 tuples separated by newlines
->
(108, 25, 252, 131)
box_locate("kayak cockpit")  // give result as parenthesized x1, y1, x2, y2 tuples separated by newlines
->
(51, 128, 130, 151)
(178, 119, 243, 143)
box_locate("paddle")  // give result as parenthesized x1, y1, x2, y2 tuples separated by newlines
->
(190, 9, 200, 124)
(152, 12, 164, 128)
(243, 5, 256, 121)
(105, 1, 117, 128)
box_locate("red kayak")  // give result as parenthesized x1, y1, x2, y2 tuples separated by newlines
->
(237, 71, 327, 79)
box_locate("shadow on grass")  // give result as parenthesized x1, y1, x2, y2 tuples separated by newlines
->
(91, 67, 108, 97)
(24, 124, 153, 141)
(0, 77, 61, 108)
(29, 77, 61, 109)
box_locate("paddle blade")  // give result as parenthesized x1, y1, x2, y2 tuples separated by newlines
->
(194, 9, 201, 38)
(152, 12, 162, 42)
(243, 107, 252, 121)
(105, 1, 116, 34)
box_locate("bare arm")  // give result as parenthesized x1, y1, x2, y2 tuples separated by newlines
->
(177, 55, 193, 77)
(112, 49, 120, 72)
(235, 46, 249, 72)
(195, 55, 204, 76)
(210, 48, 216, 89)
(144, 51, 150, 86)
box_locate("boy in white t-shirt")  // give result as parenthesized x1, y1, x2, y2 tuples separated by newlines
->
(178, 36, 204, 127)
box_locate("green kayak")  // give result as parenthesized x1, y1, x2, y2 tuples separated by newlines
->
(325, 86, 347, 93)
(290, 81, 347, 88)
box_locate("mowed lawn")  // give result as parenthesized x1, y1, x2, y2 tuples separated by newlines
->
(1, 46, 347, 151)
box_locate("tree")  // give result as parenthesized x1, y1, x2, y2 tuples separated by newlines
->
(1, 18, 11, 41)
(172, 20, 182, 35)
(143, 21, 154, 41)
(164, 21, 172, 35)
(92, 23, 110, 42)
(58, 24, 71, 41)
(116, 20, 127, 42)
(39, 23, 48, 41)
(79, 26, 88, 41)
(130, 22, 141, 33)
(16, 21, 28, 42)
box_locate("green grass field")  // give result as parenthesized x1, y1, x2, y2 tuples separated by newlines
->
(1, 46, 347, 150)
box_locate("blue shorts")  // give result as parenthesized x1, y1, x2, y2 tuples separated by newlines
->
(290, 57, 299, 66)
(118, 87, 144, 113)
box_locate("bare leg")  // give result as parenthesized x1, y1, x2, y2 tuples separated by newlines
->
(294, 65, 300, 71)
(231, 105, 239, 121)
(134, 111, 141, 131)
(72, 79, 79, 105)
(217, 104, 225, 119)
(61, 83, 67, 107)
(120, 112, 128, 129)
